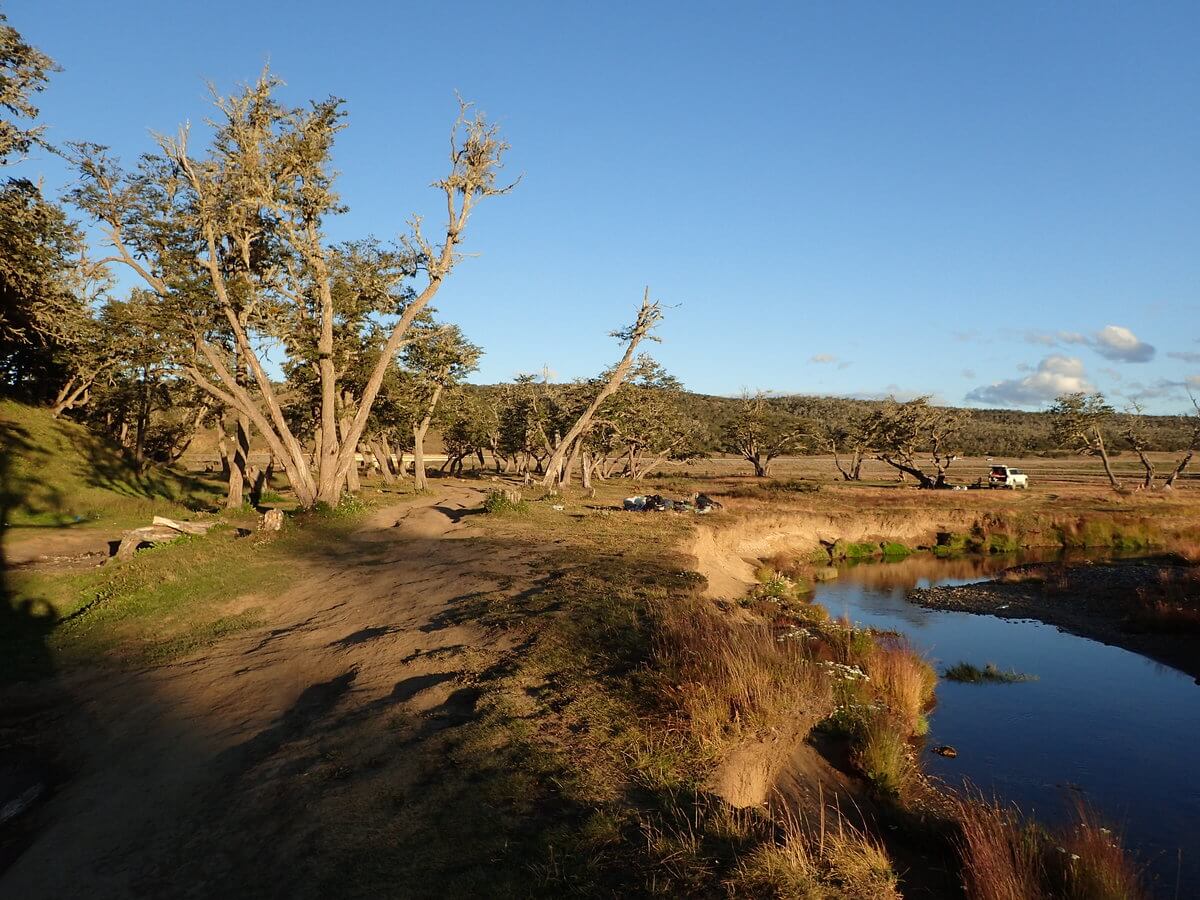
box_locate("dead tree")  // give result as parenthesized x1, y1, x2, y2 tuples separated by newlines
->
(541, 290, 663, 489)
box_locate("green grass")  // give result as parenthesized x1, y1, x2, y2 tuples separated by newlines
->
(943, 661, 1038, 684)
(1, 399, 222, 528)
(483, 489, 530, 515)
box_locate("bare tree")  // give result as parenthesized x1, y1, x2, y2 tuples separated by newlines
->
(540, 289, 663, 489)
(69, 73, 512, 508)
(1049, 392, 1122, 490)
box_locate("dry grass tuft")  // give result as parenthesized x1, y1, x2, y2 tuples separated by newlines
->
(1049, 800, 1148, 900)
(852, 720, 914, 800)
(863, 636, 937, 737)
(653, 600, 833, 751)
(729, 807, 900, 899)
(825, 828, 902, 899)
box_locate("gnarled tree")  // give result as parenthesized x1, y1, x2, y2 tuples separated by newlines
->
(540, 290, 663, 488)
(1049, 392, 1121, 491)
(69, 72, 512, 508)
(867, 397, 968, 488)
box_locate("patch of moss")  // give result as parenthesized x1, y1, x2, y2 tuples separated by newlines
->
(985, 533, 1021, 554)
(831, 540, 880, 561)
(880, 541, 911, 558)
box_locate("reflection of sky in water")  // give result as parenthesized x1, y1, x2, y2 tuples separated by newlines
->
(814, 555, 1200, 895)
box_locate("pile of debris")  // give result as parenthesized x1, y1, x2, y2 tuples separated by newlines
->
(623, 493, 723, 514)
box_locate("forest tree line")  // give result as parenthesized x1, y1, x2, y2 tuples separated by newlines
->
(2, 13, 1198, 507)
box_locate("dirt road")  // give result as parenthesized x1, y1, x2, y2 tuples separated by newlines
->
(1, 485, 534, 898)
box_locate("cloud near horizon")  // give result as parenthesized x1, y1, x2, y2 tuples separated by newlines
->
(1023, 324, 1155, 363)
(809, 353, 853, 370)
(966, 355, 1094, 408)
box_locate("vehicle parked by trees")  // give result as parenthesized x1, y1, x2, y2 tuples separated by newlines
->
(989, 465, 1029, 489)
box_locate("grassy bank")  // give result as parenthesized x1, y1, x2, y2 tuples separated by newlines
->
(1, 400, 221, 528)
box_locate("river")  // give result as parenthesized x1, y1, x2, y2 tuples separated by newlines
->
(811, 552, 1200, 896)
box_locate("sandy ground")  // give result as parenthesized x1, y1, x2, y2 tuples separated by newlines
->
(0, 485, 536, 898)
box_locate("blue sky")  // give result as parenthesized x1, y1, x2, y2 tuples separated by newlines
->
(12, 1, 1200, 413)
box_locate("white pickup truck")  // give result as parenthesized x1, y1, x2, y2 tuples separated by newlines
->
(989, 465, 1029, 490)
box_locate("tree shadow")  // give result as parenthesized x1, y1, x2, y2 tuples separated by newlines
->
(0, 420, 62, 874)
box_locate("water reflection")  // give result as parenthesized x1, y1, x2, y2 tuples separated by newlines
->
(813, 553, 1200, 896)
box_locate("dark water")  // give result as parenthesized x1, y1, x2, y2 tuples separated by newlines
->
(812, 552, 1200, 895)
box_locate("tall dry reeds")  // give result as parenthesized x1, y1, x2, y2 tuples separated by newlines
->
(953, 791, 1147, 900)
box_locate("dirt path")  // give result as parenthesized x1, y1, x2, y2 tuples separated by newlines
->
(1, 484, 535, 898)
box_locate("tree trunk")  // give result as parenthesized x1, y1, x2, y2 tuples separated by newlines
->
(216, 420, 232, 480)
(581, 450, 593, 490)
(750, 454, 770, 478)
(1164, 449, 1193, 489)
(413, 420, 430, 491)
(225, 413, 251, 509)
(879, 456, 934, 488)
(381, 434, 404, 479)
(50, 375, 93, 419)
(561, 438, 584, 488)
(1093, 428, 1122, 491)
(346, 447, 361, 493)
(850, 450, 864, 480)
(370, 440, 396, 484)
(1134, 448, 1155, 490)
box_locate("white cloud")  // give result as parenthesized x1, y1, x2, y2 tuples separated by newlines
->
(966, 355, 1094, 408)
(1168, 351, 1200, 364)
(1093, 325, 1155, 362)
(809, 353, 836, 364)
(1022, 325, 1155, 363)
